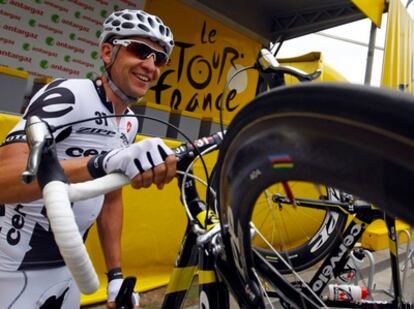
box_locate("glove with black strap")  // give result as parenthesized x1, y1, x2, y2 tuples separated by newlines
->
(87, 137, 173, 179)
(106, 268, 139, 308)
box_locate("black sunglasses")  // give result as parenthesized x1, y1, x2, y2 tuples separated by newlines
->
(113, 39, 169, 67)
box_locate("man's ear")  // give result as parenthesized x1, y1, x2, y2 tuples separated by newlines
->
(100, 43, 113, 66)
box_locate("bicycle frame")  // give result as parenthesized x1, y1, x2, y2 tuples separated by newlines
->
(162, 132, 261, 308)
(252, 192, 411, 308)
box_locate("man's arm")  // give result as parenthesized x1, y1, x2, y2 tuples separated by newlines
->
(0, 142, 91, 203)
(97, 189, 136, 309)
(97, 189, 123, 272)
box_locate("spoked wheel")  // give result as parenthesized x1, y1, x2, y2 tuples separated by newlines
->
(216, 83, 414, 308)
(251, 183, 348, 273)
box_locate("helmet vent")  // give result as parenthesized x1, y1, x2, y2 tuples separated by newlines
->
(112, 20, 121, 26)
(138, 24, 150, 32)
(147, 17, 155, 28)
(159, 25, 165, 35)
(122, 22, 135, 29)
(123, 13, 133, 20)
(137, 13, 145, 22)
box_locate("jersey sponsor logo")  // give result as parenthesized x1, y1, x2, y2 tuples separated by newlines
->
(24, 80, 75, 119)
(2, 130, 26, 145)
(5, 204, 26, 246)
(65, 147, 108, 157)
(76, 127, 116, 137)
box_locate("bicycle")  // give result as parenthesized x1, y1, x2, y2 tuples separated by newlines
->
(21, 45, 414, 308)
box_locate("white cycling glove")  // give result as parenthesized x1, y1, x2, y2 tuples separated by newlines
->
(107, 278, 140, 307)
(106, 268, 139, 307)
(87, 138, 173, 179)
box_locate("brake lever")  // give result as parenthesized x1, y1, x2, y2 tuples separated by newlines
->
(115, 276, 137, 309)
(21, 116, 54, 184)
(257, 48, 322, 82)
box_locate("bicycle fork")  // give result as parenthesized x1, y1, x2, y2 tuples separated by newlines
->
(161, 207, 230, 308)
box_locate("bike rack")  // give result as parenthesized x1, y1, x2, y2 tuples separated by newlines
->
(398, 228, 414, 295)
(337, 229, 413, 299)
(346, 248, 376, 293)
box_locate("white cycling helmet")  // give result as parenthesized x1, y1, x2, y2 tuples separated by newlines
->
(99, 9, 174, 56)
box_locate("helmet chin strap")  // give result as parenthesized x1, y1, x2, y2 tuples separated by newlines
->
(103, 71, 139, 105)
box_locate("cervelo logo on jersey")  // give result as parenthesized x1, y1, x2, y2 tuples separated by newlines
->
(23, 79, 75, 120)
(5, 204, 26, 246)
(76, 127, 116, 137)
(66, 147, 108, 157)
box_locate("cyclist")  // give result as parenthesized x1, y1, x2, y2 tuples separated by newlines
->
(0, 9, 175, 309)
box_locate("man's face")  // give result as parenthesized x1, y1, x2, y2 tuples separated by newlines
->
(106, 36, 166, 98)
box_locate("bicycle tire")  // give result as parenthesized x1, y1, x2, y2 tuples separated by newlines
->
(216, 82, 414, 305)
(209, 167, 348, 274)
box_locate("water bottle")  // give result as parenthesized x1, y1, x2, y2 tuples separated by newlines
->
(328, 284, 369, 302)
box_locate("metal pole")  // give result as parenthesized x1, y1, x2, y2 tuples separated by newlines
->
(364, 22, 377, 85)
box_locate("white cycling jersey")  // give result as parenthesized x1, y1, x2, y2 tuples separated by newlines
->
(0, 78, 139, 272)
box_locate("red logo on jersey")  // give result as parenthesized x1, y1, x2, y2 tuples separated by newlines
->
(126, 121, 132, 133)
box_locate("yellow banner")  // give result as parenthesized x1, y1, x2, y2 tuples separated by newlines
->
(381, 0, 414, 93)
(351, 0, 385, 27)
(144, 0, 260, 123)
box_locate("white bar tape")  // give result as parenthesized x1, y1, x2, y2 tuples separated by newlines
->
(43, 181, 99, 294)
(68, 173, 130, 202)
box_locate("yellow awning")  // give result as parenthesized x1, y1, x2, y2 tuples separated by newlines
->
(351, 0, 385, 27)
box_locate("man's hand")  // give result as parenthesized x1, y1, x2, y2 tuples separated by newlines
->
(107, 278, 139, 309)
(87, 137, 176, 189)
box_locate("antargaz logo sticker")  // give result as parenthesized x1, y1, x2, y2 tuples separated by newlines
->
(22, 43, 31, 51)
(45, 37, 55, 46)
(90, 51, 98, 60)
(28, 19, 36, 27)
(51, 14, 60, 23)
(39, 59, 49, 69)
